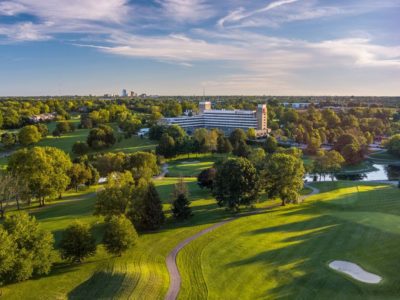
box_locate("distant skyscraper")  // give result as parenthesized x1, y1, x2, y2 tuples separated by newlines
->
(121, 89, 128, 97)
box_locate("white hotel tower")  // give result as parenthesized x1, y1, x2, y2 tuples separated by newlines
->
(162, 101, 268, 136)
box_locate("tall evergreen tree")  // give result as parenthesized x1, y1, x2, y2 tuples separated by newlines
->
(130, 183, 165, 230)
(172, 194, 192, 221)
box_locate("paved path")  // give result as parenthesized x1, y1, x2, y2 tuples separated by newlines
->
(165, 184, 320, 300)
(154, 164, 169, 180)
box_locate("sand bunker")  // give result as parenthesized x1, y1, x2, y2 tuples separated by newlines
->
(179, 161, 200, 165)
(329, 260, 382, 284)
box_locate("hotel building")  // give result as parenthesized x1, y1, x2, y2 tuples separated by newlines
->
(161, 101, 269, 136)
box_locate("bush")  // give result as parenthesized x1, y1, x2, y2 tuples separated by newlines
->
(103, 215, 138, 256)
(59, 221, 96, 263)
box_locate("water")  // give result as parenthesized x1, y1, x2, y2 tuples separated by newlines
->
(305, 164, 400, 182)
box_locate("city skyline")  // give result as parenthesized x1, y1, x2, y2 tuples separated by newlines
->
(0, 0, 399, 96)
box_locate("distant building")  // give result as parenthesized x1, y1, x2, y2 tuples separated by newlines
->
(28, 113, 57, 123)
(161, 101, 269, 137)
(121, 89, 128, 97)
(283, 102, 315, 109)
(130, 91, 137, 97)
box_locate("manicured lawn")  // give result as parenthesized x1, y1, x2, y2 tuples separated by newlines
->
(339, 161, 378, 174)
(177, 181, 400, 299)
(167, 154, 228, 177)
(368, 150, 399, 164)
(0, 175, 282, 299)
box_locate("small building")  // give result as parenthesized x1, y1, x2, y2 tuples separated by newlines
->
(138, 128, 150, 137)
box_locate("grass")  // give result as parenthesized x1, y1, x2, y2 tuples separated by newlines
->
(368, 150, 399, 165)
(1, 176, 281, 300)
(177, 181, 400, 299)
(166, 155, 228, 177)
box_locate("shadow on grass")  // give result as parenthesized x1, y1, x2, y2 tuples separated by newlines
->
(68, 270, 126, 300)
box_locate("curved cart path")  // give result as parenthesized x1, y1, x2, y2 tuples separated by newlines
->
(165, 184, 320, 300)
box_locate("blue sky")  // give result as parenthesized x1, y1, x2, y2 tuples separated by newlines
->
(0, 0, 399, 96)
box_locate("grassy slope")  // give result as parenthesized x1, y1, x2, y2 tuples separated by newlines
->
(1, 175, 283, 300)
(178, 181, 400, 300)
(166, 155, 228, 177)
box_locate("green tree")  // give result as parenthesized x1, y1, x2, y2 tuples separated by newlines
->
(263, 136, 278, 154)
(103, 215, 138, 256)
(18, 125, 41, 146)
(213, 158, 259, 211)
(8, 147, 72, 206)
(0, 227, 15, 285)
(217, 136, 233, 154)
(129, 183, 165, 230)
(386, 134, 400, 157)
(34, 123, 49, 137)
(233, 139, 251, 157)
(68, 163, 92, 191)
(156, 133, 176, 158)
(247, 128, 257, 139)
(125, 152, 159, 182)
(1, 213, 54, 282)
(172, 194, 192, 221)
(248, 147, 266, 168)
(262, 153, 305, 206)
(229, 128, 247, 152)
(87, 125, 116, 149)
(59, 221, 96, 263)
(1, 132, 17, 149)
(197, 168, 216, 190)
(95, 172, 134, 218)
(72, 141, 90, 156)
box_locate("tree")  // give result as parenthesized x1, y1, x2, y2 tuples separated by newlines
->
(1, 132, 17, 149)
(213, 158, 259, 211)
(172, 194, 192, 221)
(87, 125, 116, 149)
(68, 163, 92, 191)
(313, 150, 345, 180)
(248, 147, 266, 168)
(95, 152, 126, 176)
(94, 171, 134, 218)
(233, 139, 251, 157)
(0, 227, 15, 285)
(18, 125, 41, 146)
(1, 213, 54, 283)
(129, 183, 165, 230)
(35, 123, 49, 137)
(197, 167, 216, 189)
(72, 141, 90, 156)
(386, 134, 400, 157)
(172, 177, 189, 199)
(59, 221, 96, 263)
(217, 136, 233, 154)
(156, 133, 176, 158)
(262, 153, 305, 206)
(8, 147, 72, 206)
(229, 128, 247, 152)
(263, 136, 278, 154)
(247, 128, 256, 139)
(125, 152, 159, 182)
(55, 121, 75, 134)
(103, 215, 138, 256)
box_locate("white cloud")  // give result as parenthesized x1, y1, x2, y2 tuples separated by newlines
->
(157, 0, 214, 22)
(0, 22, 51, 41)
(218, 0, 299, 28)
(0, 0, 130, 22)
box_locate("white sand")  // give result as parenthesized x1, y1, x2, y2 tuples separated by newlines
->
(329, 260, 382, 284)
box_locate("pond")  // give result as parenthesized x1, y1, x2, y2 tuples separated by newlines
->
(306, 164, 400, 182)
